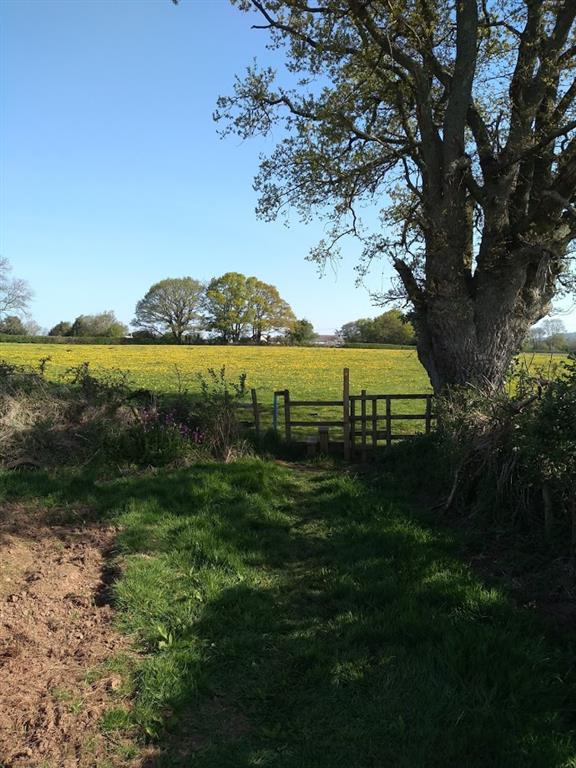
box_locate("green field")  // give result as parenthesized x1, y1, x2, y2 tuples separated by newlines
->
(0, 343, 564, 440)
(0, 343, 431, 398)
(0, 342, 563, 398)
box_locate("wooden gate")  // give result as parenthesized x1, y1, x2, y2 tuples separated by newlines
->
(273, 368, 434, 459)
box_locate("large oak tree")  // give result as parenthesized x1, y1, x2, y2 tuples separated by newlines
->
(133, 277, 204, 342)
(214, 0, 576, 391)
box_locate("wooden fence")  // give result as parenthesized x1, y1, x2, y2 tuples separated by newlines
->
(268, 368, 435, 459)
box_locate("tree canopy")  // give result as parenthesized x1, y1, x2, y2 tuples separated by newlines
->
(69, 311, 127, 338)
(133, 277, 204, 343)
(339, 310, 415, 345)
(287, 317, 316, 345)
(203, 272, 296, 342)
(217, 0, 576, 390)
(0, 315, 27, 336)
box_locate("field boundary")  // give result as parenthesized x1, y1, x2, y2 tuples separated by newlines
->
(267, 368, 434, 459)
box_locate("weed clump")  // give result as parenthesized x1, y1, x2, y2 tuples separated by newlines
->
(0, 359, 252, 469)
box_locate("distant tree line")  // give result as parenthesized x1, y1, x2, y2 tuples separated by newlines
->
(525, 320, 576, 353)
(48, 311, 128, 339)
(337, 310, 416, 346)
(43, 273, 316, 346)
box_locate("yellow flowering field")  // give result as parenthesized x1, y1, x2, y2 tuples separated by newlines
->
(0, 343, 563, 436)
(0, 343, 432, 398)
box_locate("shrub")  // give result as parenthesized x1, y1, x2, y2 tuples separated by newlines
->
(194, 366, 250, 461)
(438, 357, 576, 548)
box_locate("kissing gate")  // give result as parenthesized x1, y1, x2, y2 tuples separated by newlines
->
(259, 368, 434, 459)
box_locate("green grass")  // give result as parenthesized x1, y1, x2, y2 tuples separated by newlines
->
(2, 458, 575, 767)
(0, 342, 565, 439)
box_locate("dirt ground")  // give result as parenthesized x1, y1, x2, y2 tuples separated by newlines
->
(0, 503, 141, 768)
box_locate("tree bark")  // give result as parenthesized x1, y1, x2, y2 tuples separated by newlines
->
(410, 243, 558, 393)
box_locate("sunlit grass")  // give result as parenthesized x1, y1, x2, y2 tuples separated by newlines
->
(3, 460, 574, 766)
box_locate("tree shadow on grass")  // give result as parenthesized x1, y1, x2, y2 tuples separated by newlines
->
(118, 465, 576, 768)
(1, 461, 575, 767)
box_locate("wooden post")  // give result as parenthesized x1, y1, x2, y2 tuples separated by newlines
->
(272, 392, 279, 433)
(361, 389, 367, 461)
(371, 397, 377, 451)
(385, 396, 392, 447)
(425, 396, 432, 434)
(343, 368, 351, 460)
(350, 396, 356, 457)
(284, 389, 292, 442)
(318, 426, 329, 454)
(251, 388, 260, 439)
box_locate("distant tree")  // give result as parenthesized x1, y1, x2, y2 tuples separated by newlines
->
(23, 320, 42, 336)
(338, 310, 415, 345)
(70, 311, 128, 338)
(49, 321, 73, 337)
(0, 315, 27, 335)
(371, 310, 415, 345)
(203, 272, 254, 343)
(337, 321, 362, 344)
(247, 277, 296, 343)
(0, 258, 32, 319)
(131, 328, 158, 340)
(542, 318, 567, 352)
(132, 277, 204, 343)
(287, 318, 316, 346)
(528, 325, 546, 351)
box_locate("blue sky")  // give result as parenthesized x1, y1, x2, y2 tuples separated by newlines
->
(1, 0, 575, 333)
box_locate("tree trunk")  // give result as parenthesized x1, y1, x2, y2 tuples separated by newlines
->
(410, 245, 556, 393)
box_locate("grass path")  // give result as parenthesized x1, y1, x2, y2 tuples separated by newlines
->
(1, 460, 575, 766)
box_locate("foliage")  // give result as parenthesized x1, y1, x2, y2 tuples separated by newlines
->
(194, 366, 249, 460)
(0, 360, 133, 468)
(203, 271, 295, 343)
(247, 276, 296, 342)
(116, 406, 204, 466)
(49, 321, 72, 336)
(437, 357, 576, 546)
(0, 257, 32, 319)
(132, 277, 204, 343)
(0, 315, 27, 336)
(217, 1, 576, 390)
(285, 317, 316, 345)
(339, 310, 415, 345)
(70, 311, 128, 338)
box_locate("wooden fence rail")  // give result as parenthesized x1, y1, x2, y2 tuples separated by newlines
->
(270, 368, 434, 459)
(238, 370, 434, 460)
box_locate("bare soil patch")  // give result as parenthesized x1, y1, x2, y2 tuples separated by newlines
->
(0, 504, 140, 767)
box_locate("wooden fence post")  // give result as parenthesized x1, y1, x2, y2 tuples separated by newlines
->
(284, 389, 292, 442)
(318, 426, 329, 454)
(371, 397, 377, 450)
(343, 368, 351, 460)
(251, 388, 260, 439)
(361, 389, 367, 461)
(272, 392, 279, 433)
(385, 396, 392, 447)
